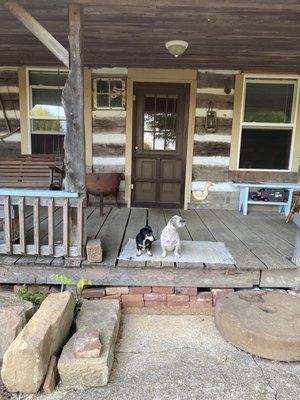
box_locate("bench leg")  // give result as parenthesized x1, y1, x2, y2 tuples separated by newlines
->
(283, 189, 294, 217)
(240, 187, 249, 215)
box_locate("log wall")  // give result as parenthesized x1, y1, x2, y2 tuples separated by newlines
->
(0, 68, 21, 155)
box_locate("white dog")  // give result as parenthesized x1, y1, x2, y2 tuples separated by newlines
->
(160, 215, 186, 257)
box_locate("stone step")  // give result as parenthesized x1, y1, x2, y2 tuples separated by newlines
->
(58, 299, 121, 387)
(214, 290, 300, 362)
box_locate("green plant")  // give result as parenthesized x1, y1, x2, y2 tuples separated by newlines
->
(16, 284, 48, 307)
(50, 273, 92, 302)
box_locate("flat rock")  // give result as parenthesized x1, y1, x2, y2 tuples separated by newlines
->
(0, 291, 35, 362)
(42, 355, 59, 394)
(73, 329, 102, 358)
(1, 292, 75, 393)
(215, 290, 300, 361)
(58, 299, 121, 387)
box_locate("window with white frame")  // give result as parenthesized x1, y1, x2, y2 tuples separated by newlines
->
(238, 78, 298, 170)
(28, 70, 67, 154)
(93, 78, 125, 109)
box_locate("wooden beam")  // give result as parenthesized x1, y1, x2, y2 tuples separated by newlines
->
(5, 2, 69, 68)
(62, 3, 86, 193)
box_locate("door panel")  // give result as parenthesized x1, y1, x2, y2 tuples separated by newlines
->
(132, 83, 188, 208)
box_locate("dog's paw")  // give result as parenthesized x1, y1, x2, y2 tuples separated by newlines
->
(147, 250, 153, 257)
(174, 252, 180, 257)
(161, 252, 167, 258)
(136, 250, 142, 257)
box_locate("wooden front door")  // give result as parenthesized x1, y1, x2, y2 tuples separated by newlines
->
(132, 83, 188, 208)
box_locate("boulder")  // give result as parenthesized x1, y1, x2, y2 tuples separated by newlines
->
(215, 290, 300, 361)
(0, 291, 35, 362)
(73, 329, 102, 358)
(1, 291, 75, 393)
(58, 299, 120, 387)
(42, 355, 59, 394)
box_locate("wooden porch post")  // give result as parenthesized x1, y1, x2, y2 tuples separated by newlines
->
(62, 3, 86, 263)
(62, 3, 86, 193)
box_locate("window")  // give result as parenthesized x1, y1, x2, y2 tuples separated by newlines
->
(143, 94, 178, 151)
(238, 78, 298, 170)
(93, 78, 125, 109)
(28, 70, 67, 154)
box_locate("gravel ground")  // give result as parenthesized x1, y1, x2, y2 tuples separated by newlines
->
(1, 313, 300, 400)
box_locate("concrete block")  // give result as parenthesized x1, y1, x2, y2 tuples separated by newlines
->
(86, 239, 103, 263)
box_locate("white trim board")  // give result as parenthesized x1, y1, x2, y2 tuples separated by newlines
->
(193, 156, 230, 166)
(194, 134, 231, 143)
(92, 133, 125, 144)
(197, 88, 235, 95)
(93, 110, 126, 119)
(92, 156, 126, 165)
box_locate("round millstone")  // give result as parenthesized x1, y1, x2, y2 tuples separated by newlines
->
(214, 290, 300, 362)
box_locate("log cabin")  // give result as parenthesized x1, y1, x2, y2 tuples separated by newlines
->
(0, 0, 299, 290)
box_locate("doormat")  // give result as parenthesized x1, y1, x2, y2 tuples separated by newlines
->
(118, 239, 235, 264)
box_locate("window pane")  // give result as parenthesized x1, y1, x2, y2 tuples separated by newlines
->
(143, 131, 154, 150)
(97, 80, 109, 93)
(110, 95, 122, 108)
(31, 119, 67, 135)
(31, 88, 65, 118)
(97, 94, 109, 107)
(239, 128, 292, 170)
(29, 71, 67, 86)
(244, 82, 294, 123)
(31, 134, 64, 155)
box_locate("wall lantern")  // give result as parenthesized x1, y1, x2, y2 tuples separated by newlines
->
(165, 40, 189, 58)
(205, 102, 217, 133)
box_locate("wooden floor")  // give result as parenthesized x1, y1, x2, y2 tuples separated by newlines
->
(0, 206, 297, 270)
(0, 207, 299, 288)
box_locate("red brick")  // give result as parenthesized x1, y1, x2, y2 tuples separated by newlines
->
(129, 286, 152, 294)
(144, 293, 166, 302)
(152, 286, 174, 294)
(121, 294, 144, 308)
(190, 292, 213, 308)
(82, 288, 106, 299)
(211, 288, 234, 306)
(167, 294, 189, 307)
(174, 287, 198, 296)
(145, 300, 167, 307)
(106, 286, 129, 295)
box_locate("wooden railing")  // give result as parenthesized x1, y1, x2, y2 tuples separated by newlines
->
(0, 190, 85, 258)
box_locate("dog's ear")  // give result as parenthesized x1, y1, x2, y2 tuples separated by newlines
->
(169, 216, 177, 227)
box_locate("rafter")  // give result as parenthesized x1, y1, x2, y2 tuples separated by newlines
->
(5, 2, 69, 68)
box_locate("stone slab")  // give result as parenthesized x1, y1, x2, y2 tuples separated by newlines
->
(0, 291, 35, 362)
(215, 290, 300, 361)
(1, 292, 75, 393)
(58, 299, 121, 387)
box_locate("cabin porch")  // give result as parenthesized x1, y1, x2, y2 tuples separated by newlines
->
(0, 206, 298, 289)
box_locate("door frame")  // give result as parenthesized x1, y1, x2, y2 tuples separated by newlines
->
(125, 68, 197, 210)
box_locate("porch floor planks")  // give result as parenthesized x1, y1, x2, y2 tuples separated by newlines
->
(212, 210, 295, 269)
(258, 211, 296, 245)
(117, 208, 147, 268)
(95, 207, 130, 267)
(85, 206, 112, 240)
(230, 210, 294, 259)
(196, 209, 265, 270)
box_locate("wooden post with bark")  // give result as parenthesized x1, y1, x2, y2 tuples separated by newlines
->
(62, 3, 86, 264)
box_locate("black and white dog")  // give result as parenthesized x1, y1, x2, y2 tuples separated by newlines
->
(136, 225, 155, 256)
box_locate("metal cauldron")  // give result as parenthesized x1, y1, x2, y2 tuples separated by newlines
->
(86, 173, 122, 215)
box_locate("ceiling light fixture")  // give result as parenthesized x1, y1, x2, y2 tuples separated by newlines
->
(165, 40, 189, 58)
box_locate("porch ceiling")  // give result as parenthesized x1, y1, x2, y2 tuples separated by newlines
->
(1, 0, 300, 72)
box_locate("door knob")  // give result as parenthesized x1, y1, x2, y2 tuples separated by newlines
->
(135, 146, 139, 150)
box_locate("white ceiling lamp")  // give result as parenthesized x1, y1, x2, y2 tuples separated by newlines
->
(165, 40, 189, 58)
